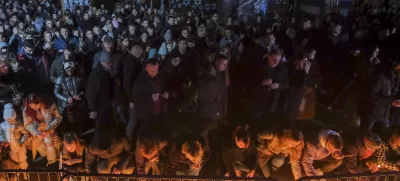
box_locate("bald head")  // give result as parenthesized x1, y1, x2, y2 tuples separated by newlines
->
(131, 45, 143, 58)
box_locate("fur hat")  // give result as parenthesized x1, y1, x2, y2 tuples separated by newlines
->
(3, 103, 16, 121)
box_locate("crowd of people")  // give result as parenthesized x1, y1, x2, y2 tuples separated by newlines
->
(0, 0, 400, 180)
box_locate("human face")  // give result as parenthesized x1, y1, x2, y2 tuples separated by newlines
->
(65, 143, 77, 153)
(129, 25, 135, 35)
(45, 33, 52, 42)
(235, 137, 249, 149)
(0, 62, 9, 75)
(6, 118, 15, 125)
(168, 17, 174, 25)
(103, 42, 113, 52)
(225, 30, 232, 38)
(216, 59, 228, 71)
(122, 38, 129, 47)
(372, 48, 379, 58)
(147, 28, 154, 36)
(178, 40, 187, 52)
(145, 63, 159, 77)
(164, 31, 172, 41)
(141, 33, 148, 43)
(308, 50, 316, 60)
(64, 50, 72, 60)
(266, 34, 276, 46)
(28, 103, 41, 110)
(84, 13, 89, 20)
(267, 54, 282, 68)
(24, 47, 34, 55)
(325, 137, 343, 154)
(61, 28, 69, 39)
(212, 14, 219, 22)
(181, 29, 188, 38)
(333, 25, 342, 35)
(142, 20, 149, 28)
(18, 22, 24, 30)
(12, 27, 18, 35)
(93, 27, 100, 35)
(86, 30, 93, 40)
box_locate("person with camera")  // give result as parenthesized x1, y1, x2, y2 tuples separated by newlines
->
(54, 62, 85, 134)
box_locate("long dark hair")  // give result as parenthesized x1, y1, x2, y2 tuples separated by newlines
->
(23, 94, 53, 118)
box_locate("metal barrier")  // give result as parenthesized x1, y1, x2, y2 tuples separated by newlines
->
(1, 170, 399, 181)
(0, 169, 63, 181)
(298, 172, 400, 181)
(60, 173, 277, 181)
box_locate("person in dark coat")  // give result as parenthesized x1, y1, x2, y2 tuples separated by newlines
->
(165, 135, 205, 176)
(251, 48, 289, 122)
(221, 125, 257, 177)
(284, 50, 321, 123)
(85, 51, 114, 132)
(359, 62, 400, 132)
(17, 39, 51, 94)
(342, 131, 382, 174)
(130, 58, 168, 130)
(85, 130, 134, 174)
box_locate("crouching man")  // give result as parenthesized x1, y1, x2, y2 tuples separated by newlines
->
(85, 130, 134, 174)
(343, 131, 382, 174)
(0, 103, 29, 170)
(301, 122, 344, 177)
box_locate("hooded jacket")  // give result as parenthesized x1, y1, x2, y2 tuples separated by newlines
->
(301, 126, 341, 176)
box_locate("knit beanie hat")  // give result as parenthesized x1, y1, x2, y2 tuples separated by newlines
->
(158, 45, 167, 56)
(3, 103, 16, 121)
(364, 132, 382, 150)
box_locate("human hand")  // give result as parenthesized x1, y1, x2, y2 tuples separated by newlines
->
(112, 168, 121, 174)
(366, 161, 379, 173)
(332, 151, 344, 160)
(73, 95, 81, 100)
(304, 60, 312, 73)
(63, 160, 73, 165)
(269, 83, 280, 90)
(130, 103, 135, 109)
(246, 170, 255, 177)
(152, 93, 160, 101)
(260, 79, 272, 86)
(392, 100, 400, 107)
(2, 142, 9, 148)
(234, 169, 242, 177)
(68, 98, 73, 104)
(89, 112, 97, 119)
(171, 58, 181, 66)
(161, 92, 169, 99)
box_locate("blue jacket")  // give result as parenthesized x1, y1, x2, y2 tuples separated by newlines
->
(54, 36, 79, 51)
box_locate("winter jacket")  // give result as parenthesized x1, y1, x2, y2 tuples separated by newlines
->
(62, 139, 86, 161)
(49, 55, 74, 83)
(362, 70, 400, 124)
(135, 138, 166, 175)
(122, 54, 142, 100)
(22, 104, 62, 137)
(54, 36, 79, 52)
(257, 129, 303, 180)
(54, 75, 85, 110)
(301, 126, 341, 176)
(343, 132, 375, 174)
(195, 65, 228, 119)
(252, 62, 289, 115)
(86, 64, 114, 115)
(221, 129, 257, 177)
(0, 120, 29, 146)
(17, 48, 51, 93)
(85, 135, 132, 173)
(374, 142, 400, 171)
(131, 71, 166, 121)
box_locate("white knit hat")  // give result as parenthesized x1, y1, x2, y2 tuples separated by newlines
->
(3, 103, 16, 121)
